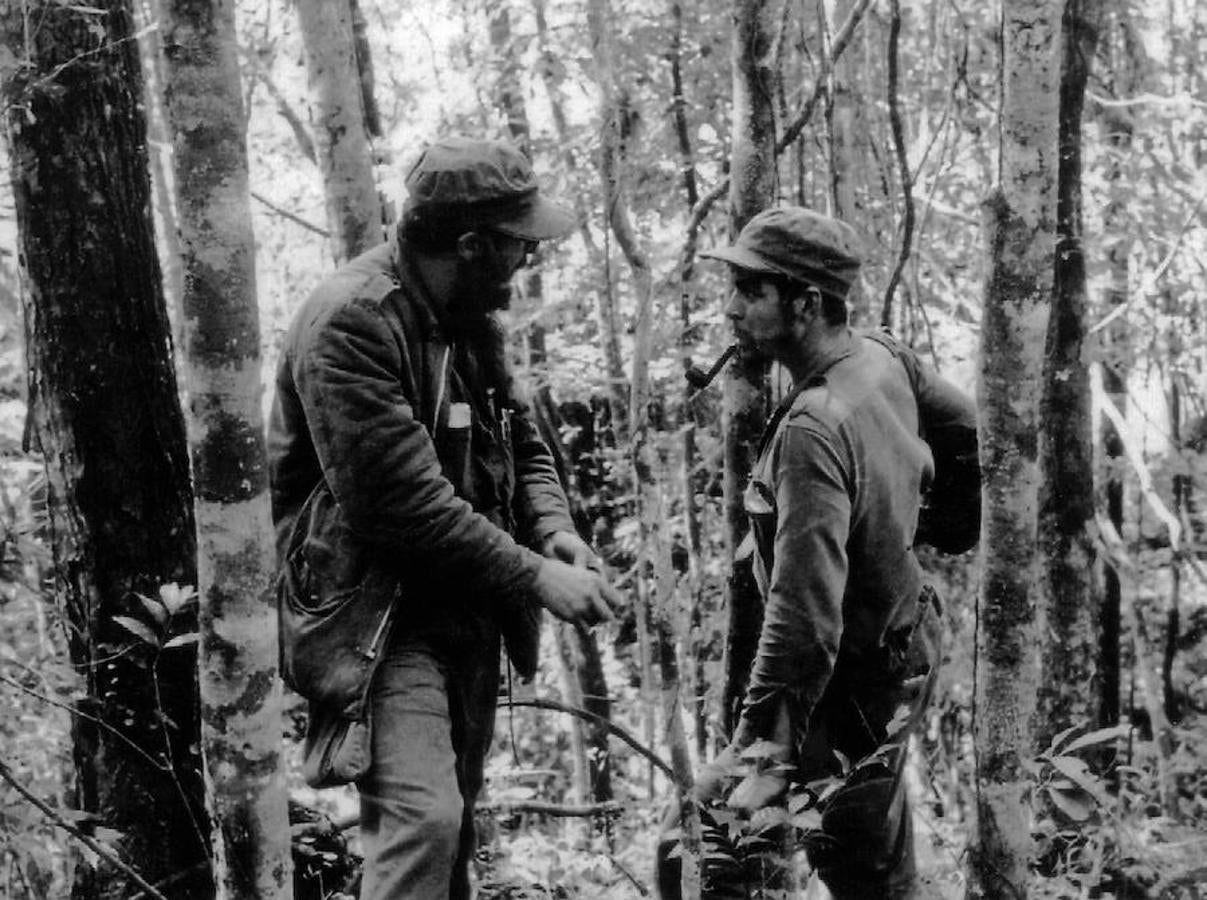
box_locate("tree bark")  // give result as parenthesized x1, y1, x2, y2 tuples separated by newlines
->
(970, 2, 1061, 897)
(1035, 0, 1103, 750)
(2, 3, 209, 896)
(161, 1, 293, 896)
(826, 0, 868, 321)
(294, 0, 382, 261)
(719, 0, 777, 739)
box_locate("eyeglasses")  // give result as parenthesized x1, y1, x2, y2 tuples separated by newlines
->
(480, 231, 538, 260)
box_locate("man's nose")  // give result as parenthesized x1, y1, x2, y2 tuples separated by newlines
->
(725, 291, 742, 319)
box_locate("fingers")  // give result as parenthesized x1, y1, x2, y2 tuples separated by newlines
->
(599, 579, 624, 614)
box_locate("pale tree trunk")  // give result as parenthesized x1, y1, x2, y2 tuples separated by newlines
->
(1096, 6, 1147, 732)
(969, 2, 1061, 897)
(720, 0, 777, 740)
(826, 0, 868, 321)
(2, 3, 210, 896)
(668, 0, 712, 756)
(1035, 0, 1104, 749)
(161, 1, 293, 896)
(587, 0, 698, 891)
(489, 0, 614, 804)
(295, 0, 382, 261)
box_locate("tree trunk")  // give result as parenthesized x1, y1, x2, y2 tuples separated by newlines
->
(161, 1, 293, 896)
(720, 0, 777, 738)
(827, 0, 869, 321)
(969, 2, 1061, 897)
(1095, 5, 1146, 733)
(1035, 0, 1103, 749)
(2, 3, 210, 896)
(294, 0, 382, 261)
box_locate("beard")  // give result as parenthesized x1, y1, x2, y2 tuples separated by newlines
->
(446, 255, 514, 335)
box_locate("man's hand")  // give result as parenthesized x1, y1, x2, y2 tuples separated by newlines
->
(693, 744, 741, 806)
(541, 531, 599, 569)
(532, 557, 623, 626)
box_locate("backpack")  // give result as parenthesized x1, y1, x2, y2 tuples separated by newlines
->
(865, 331, 981, 554)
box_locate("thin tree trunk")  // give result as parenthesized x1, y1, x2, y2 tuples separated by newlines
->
(2, 3, 209, 896)
(827, 0, 867, 321)
(161, 1, 293, 895)
(720, 0, 778, 739)
(969, 2, 1061, 897)
(294, 0, 382, 261)
(1035, 0, 1103, 750)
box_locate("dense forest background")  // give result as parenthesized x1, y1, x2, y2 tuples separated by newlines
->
(0, 0, 1205, 897)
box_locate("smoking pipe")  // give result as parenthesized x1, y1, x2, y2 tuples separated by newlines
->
(685, 343, 738, 392)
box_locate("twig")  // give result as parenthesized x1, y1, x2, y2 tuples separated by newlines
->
(505, 697, 680, 785)
(609, 853, 650, 895)
(1091, 364, 1182, 550)
(479, 800, 624, 818)
(881, 0, 915, 329)
(0, 669, 170, 774)
(674, 0, 876, 278)
(0, 759, 170, 900)
(250, 191, 330, 237)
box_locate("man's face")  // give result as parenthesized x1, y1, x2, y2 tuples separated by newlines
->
(725, 270, 792, 357)
(452, 231, 537, 319)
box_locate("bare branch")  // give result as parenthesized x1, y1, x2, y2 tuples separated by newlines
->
(675, 0, 875, 277)
(504, 696, 681, 785)
(881, 0, 915, 328)
(250, 191, 330, 237)
(0, 759, 170, 900)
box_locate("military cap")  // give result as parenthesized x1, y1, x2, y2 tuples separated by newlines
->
(402, 137, 575, 240)
(702, 206, 863, 301)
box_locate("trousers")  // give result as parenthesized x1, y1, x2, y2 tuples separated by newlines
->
(357, 635, 500, 900)
(656, 587, 943, 900)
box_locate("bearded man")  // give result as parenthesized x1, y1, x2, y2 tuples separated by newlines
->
(269, 137, 621, 899)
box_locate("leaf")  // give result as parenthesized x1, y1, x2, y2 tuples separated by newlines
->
(749, 806, 788, 832)
(791, 809, 823, 832)
(788, 792, 814, 814)
(1046, 723, 1082, 755)
(1063, 724, 1130, 755)
(162, 633, 199, 650)
(739, 740, 786, 763)
(158, 582, 196, 616)
(1048, 756, 1110, 807)
(135, 592, 168, 629)
(111, 615, 160, 648)
(1045, 786, 1094, 823)
(885, 704, 913, 738)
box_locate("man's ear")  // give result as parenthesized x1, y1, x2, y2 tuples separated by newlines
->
(456, 232, 484, 260)
(796, 286, 822, 322)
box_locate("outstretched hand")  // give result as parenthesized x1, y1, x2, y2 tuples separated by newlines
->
(531, 556, 623, 626)
(541, 531, 599, 569)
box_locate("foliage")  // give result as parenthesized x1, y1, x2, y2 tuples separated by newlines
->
(0, 0, 1206, 895)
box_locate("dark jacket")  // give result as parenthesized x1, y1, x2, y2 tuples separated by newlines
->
(268, 238, 575, 669)
(735, 330, 976, 746)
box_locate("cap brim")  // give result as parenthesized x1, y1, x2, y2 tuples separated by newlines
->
(490, 195, 577, 241)
(699, 244, 781, 274)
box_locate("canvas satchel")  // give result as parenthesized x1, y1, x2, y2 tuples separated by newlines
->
(278, 481, 399, 786)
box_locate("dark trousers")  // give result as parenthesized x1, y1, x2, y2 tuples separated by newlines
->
(659, 588, 942, 899)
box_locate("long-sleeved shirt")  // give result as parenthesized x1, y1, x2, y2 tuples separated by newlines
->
(735, 329, 977, 747)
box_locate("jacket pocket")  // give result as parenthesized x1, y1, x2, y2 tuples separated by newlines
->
(277, 483, 398, 716)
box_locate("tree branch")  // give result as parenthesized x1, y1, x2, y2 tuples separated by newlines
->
(881, 0, 915, 328)
(676, 0, 875, 277)
(0, 759, 170, 900)
(250, 190, 330, 237)
(478, 799, 625, 818)
(505, 696, 681, 785)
